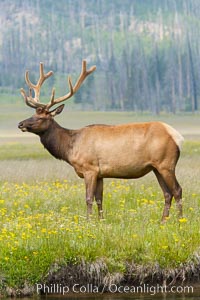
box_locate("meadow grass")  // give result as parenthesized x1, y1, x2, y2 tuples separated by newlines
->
(0, 107, 200, 294)
(1, 103, 200, 139)
(0, 140, 200, 294)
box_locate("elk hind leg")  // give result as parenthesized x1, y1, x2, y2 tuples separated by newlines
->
(156, 168, 183, 220)
(173, 178, 183, 218)
(154, 169, 173, 222)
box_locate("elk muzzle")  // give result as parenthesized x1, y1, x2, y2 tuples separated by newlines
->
(18, 117, 35, 132)
(18, 121, 28, 132)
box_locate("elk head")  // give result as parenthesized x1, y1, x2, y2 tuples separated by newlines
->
(18, 60, 96, 134)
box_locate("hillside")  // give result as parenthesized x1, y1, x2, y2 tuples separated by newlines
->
(0, 0, 200, 112)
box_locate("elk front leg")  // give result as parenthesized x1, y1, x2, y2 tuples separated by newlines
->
(84, 172, 97, 218)
(95, 178, 104, 219)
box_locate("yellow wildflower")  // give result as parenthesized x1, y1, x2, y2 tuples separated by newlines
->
(132, 234, 138, 239)
(161, 245, 168, 250)
(179, 218, 187, 223)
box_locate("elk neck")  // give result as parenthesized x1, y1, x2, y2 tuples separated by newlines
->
(39, 119, 75, 163)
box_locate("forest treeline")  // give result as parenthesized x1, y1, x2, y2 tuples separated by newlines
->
(0, 0, 200, 113)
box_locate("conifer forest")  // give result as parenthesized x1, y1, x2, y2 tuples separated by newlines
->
(1, 0, 200, 113)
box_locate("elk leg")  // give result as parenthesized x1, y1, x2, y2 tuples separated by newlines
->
(154, 169, 173, 222)
(95, 178, 104, 219)
(84, 172, 97, 218)
(173, 178, 183, 218)
(157, 168, 183, 220)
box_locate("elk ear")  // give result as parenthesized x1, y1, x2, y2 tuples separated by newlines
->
(49, 104, 65, 117)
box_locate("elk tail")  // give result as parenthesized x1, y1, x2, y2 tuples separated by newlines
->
(162, 123, 184, 150)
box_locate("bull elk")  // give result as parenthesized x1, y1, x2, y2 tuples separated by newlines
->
(18, 60, 184, 222)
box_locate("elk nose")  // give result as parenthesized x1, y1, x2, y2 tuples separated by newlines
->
(18, 122, 24, 129)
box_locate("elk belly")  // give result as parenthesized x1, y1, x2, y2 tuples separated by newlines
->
(98, 157, 152, 179)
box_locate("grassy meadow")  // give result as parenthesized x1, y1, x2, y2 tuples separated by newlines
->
(0, 105, 200, 295)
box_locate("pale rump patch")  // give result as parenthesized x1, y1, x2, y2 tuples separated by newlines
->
(162, 123, 184, 150)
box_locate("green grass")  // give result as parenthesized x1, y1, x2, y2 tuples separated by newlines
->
(0, 108, 200, 294)
(0, 178, 199, 289)
(0, 141, 200, 293)
(0, 143, 50, 160)
(182, 140, 200, 156)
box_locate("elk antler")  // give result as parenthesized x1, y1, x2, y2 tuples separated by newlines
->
(20, 63, 53, 109)
(20, 60, 96, 110)
(46, 60, 96, 109)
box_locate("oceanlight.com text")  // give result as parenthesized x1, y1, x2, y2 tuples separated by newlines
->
(107, 284, 194, 295)
(36, 283, 194, 296)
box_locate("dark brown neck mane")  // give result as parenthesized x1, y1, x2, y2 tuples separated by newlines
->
(39, 120, 73, 162)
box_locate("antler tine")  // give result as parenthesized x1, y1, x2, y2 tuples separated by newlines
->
(38, 63, 54, 88)
(46, 77, 74, 109)
(20, 87, 46, 109)
(46, 60, 96, 110)
(48, 87, 56, 108)
(20, 88, 35, 108)
(25, 62, 53, 102)
(73, 60, 96, 93)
